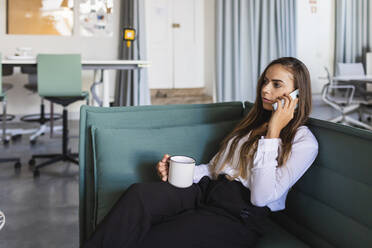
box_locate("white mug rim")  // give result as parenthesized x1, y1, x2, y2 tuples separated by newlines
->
(170, 155, 195, 164)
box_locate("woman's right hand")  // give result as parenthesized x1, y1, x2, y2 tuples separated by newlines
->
(156, 154, 171, 182)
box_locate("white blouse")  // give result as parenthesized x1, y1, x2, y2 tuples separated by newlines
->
(193, 126, 319, 212)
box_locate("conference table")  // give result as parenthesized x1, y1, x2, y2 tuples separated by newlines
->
(331, 75, 372, 100)
(332, 75, 372, 83)
(2, 58, 151, 107)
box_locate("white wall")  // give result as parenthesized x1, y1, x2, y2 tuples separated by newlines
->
(204, 0, 215, 100)
(296, 0, 335, 94)
(0, 0, 122, 119)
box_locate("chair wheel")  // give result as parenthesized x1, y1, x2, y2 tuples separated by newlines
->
(11, 134, 22, 141)
(14, 162, 21, 169)
(28, 159, 35, 166)
(33, 170, 40, 178)
(30, 139, 36, 145)
(3, 139, 9, 145)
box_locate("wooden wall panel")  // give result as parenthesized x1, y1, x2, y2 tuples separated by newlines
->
(7, 0, 73, 36)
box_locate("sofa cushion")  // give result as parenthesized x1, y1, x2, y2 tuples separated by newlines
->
(79, 102, 244, 243)
(245, 101, 372, 248)
(91, 120, 239, 225)
(257, 219, 310, 248)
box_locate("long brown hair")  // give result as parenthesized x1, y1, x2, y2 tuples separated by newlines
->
(210, 57, 312, 180)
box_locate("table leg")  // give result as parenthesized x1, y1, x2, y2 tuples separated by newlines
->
(2, 98, 6, 140)
(103, 69, 110, 107)
(92, 70, 99, 106)
(50, 102, 54, 137)
(91, 69, 104, 107)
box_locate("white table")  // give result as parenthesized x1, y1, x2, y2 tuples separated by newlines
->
(2, 59, 151, 107)
(332, 75, 372, 82)
(332, 75, 372, 94)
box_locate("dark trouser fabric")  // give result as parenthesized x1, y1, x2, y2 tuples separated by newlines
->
(83, 175, 271, 248)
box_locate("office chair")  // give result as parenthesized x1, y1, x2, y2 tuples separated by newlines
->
(321, 67, 372, 130)
(336, 62, 365, 75)
(1, 65, 25, 143)
(20, 65, 62, 144)
(0, 54, 22, 169)
(0, 210, 4, 231)
(336, 63, 366, 96)
(337, 63, 372, 123)
(28, 54, 89, 177)
(1, 65, 40, 142)
(1, 67, 16, 124)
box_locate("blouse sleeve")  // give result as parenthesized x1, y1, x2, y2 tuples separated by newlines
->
(249, 127, 319, 207)
(193, 163, 212, 183)
(192, 153, 218, 183)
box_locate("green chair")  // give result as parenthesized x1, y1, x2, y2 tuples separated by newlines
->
(28, 54, 89, 177)
(0, 53, 21, 169)
(20, 65, 62, 144)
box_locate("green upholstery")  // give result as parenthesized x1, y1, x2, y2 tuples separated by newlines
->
(270, 119, 372, 247)
(79, 102, 372, 247)
(37, 54, 85, 97)
(244, 102, 372, 248)
(91, 120, 239, 225)
(79, 102, 244, 243)
(257, 219, 310, 248)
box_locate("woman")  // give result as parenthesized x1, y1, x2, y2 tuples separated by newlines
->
(83, 57, 318, 248)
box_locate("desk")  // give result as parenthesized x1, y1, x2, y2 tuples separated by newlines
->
(332, 75, 372, 82)
(2, 59, 150, 107)
(332, 75, 372, 98)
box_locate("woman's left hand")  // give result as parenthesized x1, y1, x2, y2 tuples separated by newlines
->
(267, 94, 299, 138)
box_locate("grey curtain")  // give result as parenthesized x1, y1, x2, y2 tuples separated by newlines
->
(216, 0, 296, 102)
(114, 0, 151, 106)
(334, 0, 371, 67)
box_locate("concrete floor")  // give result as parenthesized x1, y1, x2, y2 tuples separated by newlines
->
(0, 120, 79, 248)
(0, 94, 371, 248)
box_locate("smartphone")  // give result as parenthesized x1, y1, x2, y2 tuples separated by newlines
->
(272, 89, 299, 111)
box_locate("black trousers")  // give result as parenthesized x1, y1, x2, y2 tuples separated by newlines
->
(83, 175, 271, 248)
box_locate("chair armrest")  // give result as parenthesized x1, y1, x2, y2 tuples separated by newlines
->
(327, 84, 356, 105)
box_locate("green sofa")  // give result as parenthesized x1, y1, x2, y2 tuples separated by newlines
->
(79, 102, 372, 247)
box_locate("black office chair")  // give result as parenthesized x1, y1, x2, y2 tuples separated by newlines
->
(28, 54, 89, 177)
(1, 65, 23, 142)
(0, 88, 21, 169)
(0, 57, 21, 169)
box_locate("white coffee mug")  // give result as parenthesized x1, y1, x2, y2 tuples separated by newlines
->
(168, 156, 196, 188)
(16, 47, 32, 57)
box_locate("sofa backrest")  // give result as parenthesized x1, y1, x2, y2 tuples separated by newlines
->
(245, 102, 372, 248)
(80, 102, 372, 247)
(79, 102, 244, 243)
